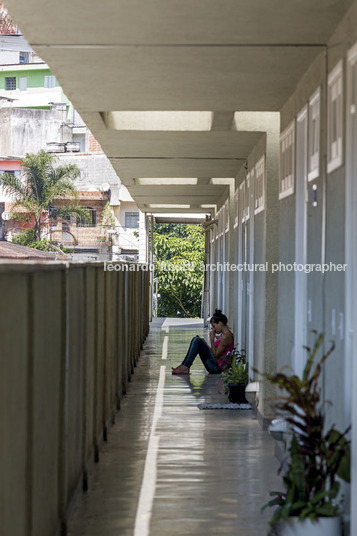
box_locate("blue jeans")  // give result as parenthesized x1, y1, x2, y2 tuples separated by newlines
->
(181, 336, 220, 373)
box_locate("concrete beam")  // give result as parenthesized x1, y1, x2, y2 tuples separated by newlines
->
(211, 112, 234, 131)
(31, 45, 323, 112)
(102, 111, 213, 131)
(5, 0, 351, 47)
(109, 158, 245, 179)
(128, 185, 227, 197)
(89, 131, 265, 160)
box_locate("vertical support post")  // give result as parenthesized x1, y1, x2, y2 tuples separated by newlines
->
(149, 214, 154, 322)
(228, 179, 236, 325)
(58, 267, 69, 535)
(26, 273, 34, 536)
(102, 269, 108, 442)
(93, 268, 99, 462)
(202, 215, 211, 327)
(81, 267, 88, 491)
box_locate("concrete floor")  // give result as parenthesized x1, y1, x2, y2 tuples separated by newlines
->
(68, 318, 281, 536)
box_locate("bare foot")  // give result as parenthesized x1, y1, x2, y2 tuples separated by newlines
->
(172, 365, 190, 375)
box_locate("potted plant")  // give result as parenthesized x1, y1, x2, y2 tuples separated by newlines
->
(259, 333, 351, 536)
(221, 348, 249, 403)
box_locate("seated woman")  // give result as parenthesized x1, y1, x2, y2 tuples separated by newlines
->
(172, 309, 234, 374)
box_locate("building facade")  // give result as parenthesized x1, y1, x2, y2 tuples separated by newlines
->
(2, 0, 357, 533)
(0, 87, 146, 261)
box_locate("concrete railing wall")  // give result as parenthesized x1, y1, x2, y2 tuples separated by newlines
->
(0, 261, 150, 536)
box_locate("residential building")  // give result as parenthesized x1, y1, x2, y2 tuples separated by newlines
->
(0, 33, 41, 64)
(0, 95, 146, 261)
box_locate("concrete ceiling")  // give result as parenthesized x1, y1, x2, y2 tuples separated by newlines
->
(5, 1, 353, 46)
(4, 0, 353, 213)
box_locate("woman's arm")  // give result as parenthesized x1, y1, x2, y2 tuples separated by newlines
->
(210, 332, 233, 358)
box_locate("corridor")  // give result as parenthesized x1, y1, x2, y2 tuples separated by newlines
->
(68, 318, 280, 536)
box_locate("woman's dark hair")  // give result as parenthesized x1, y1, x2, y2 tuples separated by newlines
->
(210, 308, 228, 325)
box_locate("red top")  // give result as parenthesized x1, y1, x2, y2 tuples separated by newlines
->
(214, 331, 234, 371)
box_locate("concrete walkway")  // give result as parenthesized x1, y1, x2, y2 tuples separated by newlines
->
(68, 318, 281, 536)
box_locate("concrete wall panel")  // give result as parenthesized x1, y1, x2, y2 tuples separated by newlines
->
(31, 271, 62, 536)
(95, 269, 105, 441)
(84, 267, 96, 464)
(104, 270, 116, 422)
(117, 270, 125, 397)
(0, 274, 28, 536)
(66, 268, 84, 500)
(277, 197, 296, 371)
(324, 168, 346, 429)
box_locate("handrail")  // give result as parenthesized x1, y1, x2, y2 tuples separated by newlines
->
(0, 261, 150, 536)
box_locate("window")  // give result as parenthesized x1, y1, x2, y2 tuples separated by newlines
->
(77, 207, 97, 227)
(19, 51, 29, 64)
(327, 61, 343, 173)
(224, 200, 229, 232)
(5, 77, 16, 90)
(63, 214, 74, 225)
(125, 212, 139, 228)
(44, 75, 57, 88)
(239, 181, 245, 223)
(234, 188, 238, 228)
(254, 156, 265, 215)
(245, 171, 251, 220)
(19, 77, 27, 91)
(308, 87, 321, 181)
(279, 121, 295, 199)
(217, 208, 223, 236)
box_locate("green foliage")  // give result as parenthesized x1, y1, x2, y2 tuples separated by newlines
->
(101, 202, 115, 227)
(153, 223, 189, 238)
(259, 334, 351, 530)
(221, 349, 248, 392)
(154, 223, 205, 317)
(0, 150, 86, 240)
(12, 228, 58, 252)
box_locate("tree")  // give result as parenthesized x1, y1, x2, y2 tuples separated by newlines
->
(154, 223, 205, 317)
(0, 150, 89, 243)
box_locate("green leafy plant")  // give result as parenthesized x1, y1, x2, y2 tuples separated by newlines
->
(12, 228, 61, 252)
(259, 333, 351, 533)
(221, 348, 248, 383)
(101, 202, 115, 228)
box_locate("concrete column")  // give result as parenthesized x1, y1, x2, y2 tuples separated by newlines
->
(139, 211, 147, 263)
(202, 215, 210, 326)
(233, 112, 280, 425)
(228, 179, 236, 324)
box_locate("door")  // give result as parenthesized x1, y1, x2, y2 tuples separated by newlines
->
(346, 42, 357, 536)
(294, 106, 308, 376)
(237, 181, 246, 348)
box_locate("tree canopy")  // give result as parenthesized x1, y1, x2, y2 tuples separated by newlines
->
(153, 223, 205, 317)
(0, 150, 89, 245)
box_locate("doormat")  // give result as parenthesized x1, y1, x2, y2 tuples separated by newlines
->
(197, 403, 252, 410)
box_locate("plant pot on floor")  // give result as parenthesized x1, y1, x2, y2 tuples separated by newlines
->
(228, 383, 248, 403)
(280, 516, 341, 536)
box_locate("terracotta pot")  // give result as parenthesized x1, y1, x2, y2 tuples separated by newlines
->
(280, 516, 341, 536)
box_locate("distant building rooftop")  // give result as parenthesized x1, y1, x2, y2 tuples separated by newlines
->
(0, 241, 67, 260)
